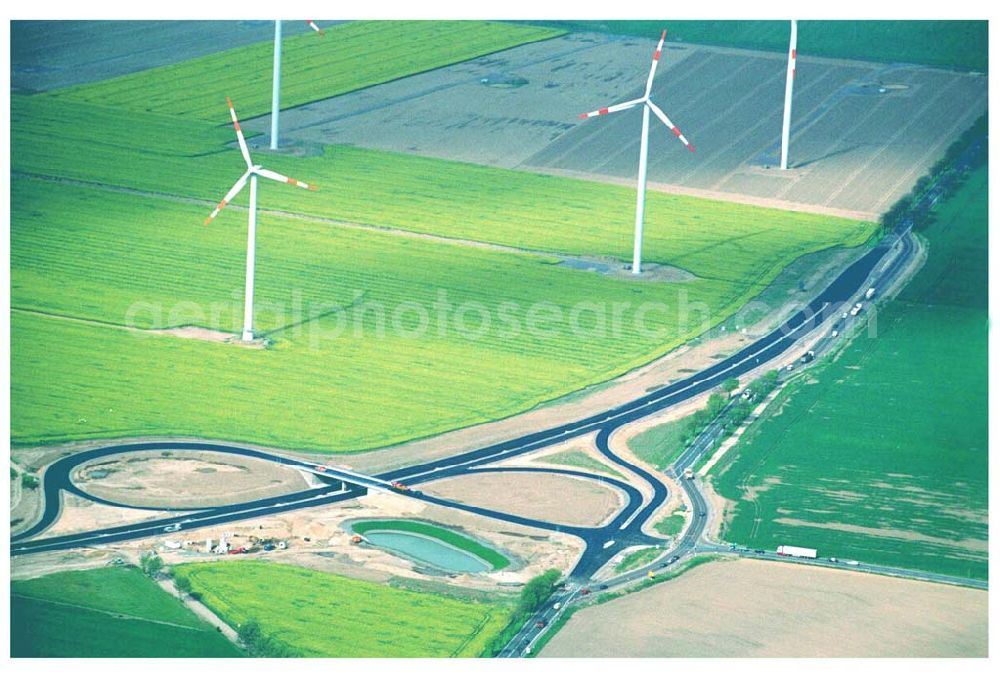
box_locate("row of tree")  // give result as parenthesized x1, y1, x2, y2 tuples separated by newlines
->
(483, 568, 562, 656)
(879, 114, 987, 234)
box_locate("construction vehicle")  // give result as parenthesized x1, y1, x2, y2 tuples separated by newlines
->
(647, 570, 656, 579)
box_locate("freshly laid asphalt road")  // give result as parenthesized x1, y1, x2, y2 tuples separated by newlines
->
(14, 219, 977, 659)
(14, 226, 897, 562)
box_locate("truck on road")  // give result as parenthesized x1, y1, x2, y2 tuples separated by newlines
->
(776, 545, 817, 559)
(683, 468, 695, 480)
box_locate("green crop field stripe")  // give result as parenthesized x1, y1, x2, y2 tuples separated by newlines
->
(352, 520, 510, 569)
(11, 94, 873, 453)
(52, 21, 565, 118)
(10, 568, 242, 657)
(174, 561, 511, 657)
(710, 166, 988, 579)
(526, 20, 987, 72)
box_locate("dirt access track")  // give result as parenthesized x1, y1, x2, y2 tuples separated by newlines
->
(541, 558, 987, 657)
(257, 31, 987, 218)
(423, 471, 624, 528)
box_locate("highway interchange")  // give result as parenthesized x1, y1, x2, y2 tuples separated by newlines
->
(10, 208, 985, 657)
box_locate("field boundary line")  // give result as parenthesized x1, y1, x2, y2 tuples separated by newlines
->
(10, 592, 210, 632)
(14, 170, 667, 266)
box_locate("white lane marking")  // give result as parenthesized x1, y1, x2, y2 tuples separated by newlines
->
(14, 488, 352, 552)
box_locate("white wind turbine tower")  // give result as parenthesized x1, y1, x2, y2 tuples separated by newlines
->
(270, 20, 326, 150)
(780, 20, 798, 170)
(205, 97, 317, 342)
(579, 30, 695, 276)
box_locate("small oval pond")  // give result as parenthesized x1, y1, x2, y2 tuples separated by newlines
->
(351, 519, 510, 574)
(363, 530, 491, 574)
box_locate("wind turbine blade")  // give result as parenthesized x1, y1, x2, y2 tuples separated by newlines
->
(306, 20, 325, 36)
(226, 97, 254, 168)
(646, 100, 695, 152)
(255, 167, 318, 191)
(204, 171, 251, 225)
(578, 97, 645, 119)
(643, 30, 668, 97)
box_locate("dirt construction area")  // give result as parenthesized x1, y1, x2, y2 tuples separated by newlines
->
(72, 450, 313, 509)
(423, 471, 624, 527)
(258, 31, 987, 218)
(541, 558, 987, 657)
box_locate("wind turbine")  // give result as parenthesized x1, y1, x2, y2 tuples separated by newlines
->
(270, 20, 326, 150)
(578, 30, 694, 276)
(205, 97, 317, 342)
(780, 20, 798, 170)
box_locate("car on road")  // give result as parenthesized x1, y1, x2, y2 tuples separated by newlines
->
(534, 620, 547, 629)
(162, 523, 181, 533)
(552, 602, 561, 610)
(669, 555, 680, 563)
(831, 330, 839, 337)
(580, 588, 591, 596)
(698, 511, 706, 517)
(754, 549, 765, 554)
(598, 584, 608, 590)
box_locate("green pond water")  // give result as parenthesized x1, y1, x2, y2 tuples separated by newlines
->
(363, 530, 491, 573)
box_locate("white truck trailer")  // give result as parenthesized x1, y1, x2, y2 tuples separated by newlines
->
(776, 545, 817, 559)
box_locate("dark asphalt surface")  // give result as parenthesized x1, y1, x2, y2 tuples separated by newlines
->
(13, 227, 891, 558)
(14, 215, 974, 659)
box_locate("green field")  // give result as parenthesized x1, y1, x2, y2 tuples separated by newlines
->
(52, 21, 563, 118)
(614, 547, 661, 573)
(11, 93, 873, 452)
(710, 167, 988, 579)
(352, 520, 510, 569)
(535, 449, 625, 479)
(531, 20, 988, 71)
(653, 512, 686, 537)
(628, 417, 691, 471)
(10, 567, 242, 657)
(176, 561, 511, 657)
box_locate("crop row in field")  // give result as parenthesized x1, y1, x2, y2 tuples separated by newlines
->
(52, 21, 563, 119)
(176, 561, 511, 657)
(710, 167, 988, 579)
(11, 93, 873, 452)
(530, 20, 988, 71)
(351, 520, 510, 569)
(12, 95, 874, 284)
(10, 176, 763, 451)
(10, 567, 241, 657)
